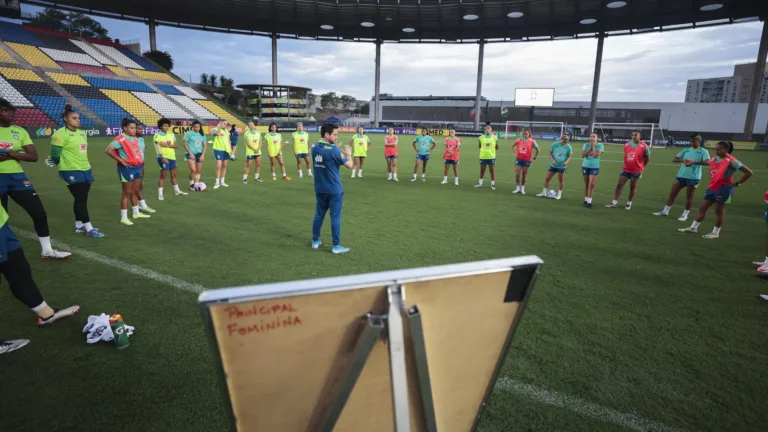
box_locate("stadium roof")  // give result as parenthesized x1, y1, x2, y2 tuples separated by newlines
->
(377, 96, 486, 101)
(25, 0, 768, 43)
(237, 84, 312, 92)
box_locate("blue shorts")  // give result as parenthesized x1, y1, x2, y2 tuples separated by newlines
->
(214, 150, 230, 161)
(582, 167, 599, 176)
(675, 177, 700, 188)
(117, 165, 142, 183)
(620, 171, 643, 180)
(548, 166, 566, 174)
(247, 155, 261, 160)
(353, 155, 366, 159)
(185, 153, 203, 163)
(445, 160, 459, 165)
(385, 155, 398, 159)
(417, 154, 430, 161)
(516, 159, 531, 168)
(59, 169, 94, 185)
(296, 153, 309, 159)
(0, 224, 22, 264)
(157, 157, 177, 171)
(0, 172, 35, 194)
(480, 159, 496, 166)
(703, 186, 733, 204)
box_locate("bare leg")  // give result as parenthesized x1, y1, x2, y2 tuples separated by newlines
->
(714, 203, 726, 228)
(515, 165, 521, 186)
(684, 186, 696, 210)
(422, 159, 428, 175)
(489, 165, 495, 182)
(558, 172, 565, 191)
(170, 168, 178, 186)
(583, 175, 589, 198)
(587, 175, 598, 198)
(521, 167, 529, 185)
(613, 176, 628, 201)
(158, 169, 167, 188)
(694, 200, 714, 223)
(452, 164, 458, 178)
(543, 172, 555, 189)
(665, 181, 684, 206)
(443, 163, 449, 177)
(479, 164, 486, 179)
(628, 178, 640, 202)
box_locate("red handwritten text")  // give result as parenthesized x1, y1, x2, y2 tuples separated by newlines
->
(227, 316, 303, 337)
(225, 304, 298, 321)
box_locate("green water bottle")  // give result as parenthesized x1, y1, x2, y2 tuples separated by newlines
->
(109, 314, 130, 349)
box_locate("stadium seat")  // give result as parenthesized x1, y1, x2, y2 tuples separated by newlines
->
(155, 84, 184, 95)
(46, 72, 90, 86)
(84, 76, 154, 92)
(0, 49, 17, 64)
(90, 44, 143, 69)
(5, 43, 61, 69)
(129, 69, 177, 83)
(27, 95, 95, 127)
(117, 47, 161, 72)
(62, 83, 109, 100)
(59, 63, 116, 75)
(106, 65, 132, 78)
(13, 108, 56, 127)
(100, 89, 161, 126)
(0, 21, 43, 46)
(24, 30, 83, 53)
(41, 47, 102, 66)
(70, 40, 116, 65)
(0, 67, 44, 82)
(168, 95, 216, 119)
(8, 80, 60, 97)
(174, 86, 207, 99)
(132, 92, 190, 119)
(79, 97, 132, 126)
(0, 75, 33, 108)
(196, 100, 240, 125)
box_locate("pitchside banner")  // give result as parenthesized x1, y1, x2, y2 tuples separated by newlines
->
(705, 140, 758, 151)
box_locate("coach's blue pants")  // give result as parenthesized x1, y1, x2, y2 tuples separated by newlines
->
(313, 192, 343, 246)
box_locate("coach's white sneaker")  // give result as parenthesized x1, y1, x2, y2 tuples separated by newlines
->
(702, 232, 719, 239)
(653, 211, 668, 217)
(41, 250, 71, 260)
(677, 215, 688, 222)
(678, 227, 697, 233)
(175, 191, 188, 196)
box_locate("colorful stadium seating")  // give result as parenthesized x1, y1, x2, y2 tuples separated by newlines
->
(168, 95, 216, 119)
(154, 84, 184, 95)
(6, 42, 61, 69)
(175, 86, 207, 100)
(28, 95, 95, 126)
(100, 89, 161, 126)
(129, 69, 177, 83)
(83, 76, 154, 92)
(0, 48, 17, 64)
(0, 21, 43, 45)
(132, 92, 189, 119)
(79, 97, 132, 126)
(196, 100, 240, 125)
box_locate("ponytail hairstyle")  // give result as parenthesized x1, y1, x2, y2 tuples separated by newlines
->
(716, 141, 734, 154)
(121, 117, 137, 129)
(521, 127, 532, 137)
(62, 103, 75, 120)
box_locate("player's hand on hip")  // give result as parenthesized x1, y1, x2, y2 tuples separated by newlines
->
(162, 158, 168, 164)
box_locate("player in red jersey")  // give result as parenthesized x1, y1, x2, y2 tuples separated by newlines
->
(678, 141, 752, 239)
(384, 128, 399, 181)
(511, 128, 539, 194)
(441, 129, 461, 186)
(605, 131, 650, 210)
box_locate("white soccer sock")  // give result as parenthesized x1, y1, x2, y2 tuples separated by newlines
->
(443, 176, 448, 181)
(132, 206, 140, 216)
(158, 188, 164, 197)
(586, 197, 593, 204)
(521, 185, 526, 192)
(173, 184, 181, 193)
(120, 209, 128, 220)
(388, 173, 392, 179)
(39, 236, 52, 253)
(454, 177, 459, 183)
(272, 172, 276, 177)
(359, 170, 363, 176)
(478, 179, 484, 185)
(75, 221, 84, 229)
(308, 169, 312, 176)
(351, 169, 356, 177)
(611, 200, 618, 206)
(281, 170, 287, 177)
(542, 188, 548, 194)
(32, 301, 48, 312)
(422, 174, 426, 178)
(713, 227, 721, 234)
(84, 222, 93, 231)
(557, 190, 562, 198)
(243, 174, 247, 181)
(215, 177, 221, 185)
(662, 205, 671, 214)
(255, 173, 260, 179)
(492, 181, 496, 186)
(691, 221, 701, 229)
(221, 176, 226, 183)
(413, 173, 417, 179)
(626, 201, 633, 207)
(189, 180, 195, 186)
(681, 209, 690, 218)
(299, 170, 303, 178)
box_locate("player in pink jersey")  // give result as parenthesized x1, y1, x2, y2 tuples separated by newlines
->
(679, 141, 752, 239)
(384, 127, 399, 181)
(441, 129, 461, 186)
(511, 128, 539, 194)
(605, 131, 650, 210)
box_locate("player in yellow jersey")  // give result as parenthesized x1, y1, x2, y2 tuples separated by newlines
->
(211, 119, 231, 188)
(292, 122, 312, 179)
(264, 123, 291, 180)
(242, 120, 263, 184)
(475, 124, 498, 190)
(350, 126, 371, 178)
(154, 118, 187, 200)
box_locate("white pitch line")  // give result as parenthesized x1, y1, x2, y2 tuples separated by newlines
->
(495, 378, 685, 432)
(13, 227, 206, 294)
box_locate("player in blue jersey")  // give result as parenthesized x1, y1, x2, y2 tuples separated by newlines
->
(581, 133, 603, 209)
(412, 128, 436, 181)
(536, 134, 572, 200)
(653, 134, 710, 221)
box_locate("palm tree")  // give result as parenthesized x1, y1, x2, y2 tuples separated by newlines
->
(200, 73, 209, 94)
(209, 75, 218, 89)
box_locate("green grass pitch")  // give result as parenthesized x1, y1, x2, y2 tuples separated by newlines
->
(1, 133, 767, 431)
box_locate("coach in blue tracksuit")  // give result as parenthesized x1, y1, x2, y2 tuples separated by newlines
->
(311, 123, 353, 254)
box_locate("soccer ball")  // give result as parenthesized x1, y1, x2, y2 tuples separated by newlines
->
(194, 182, 207, 192)
(547, 190, 557, 198)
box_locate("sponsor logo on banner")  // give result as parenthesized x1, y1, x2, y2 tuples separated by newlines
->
(35, 126, 54, 137)
(705, 140, 757, 151)
(338, 127, 357, 133)
(416, 128, 449, 136)
(365, 127, 387, 133)
(82, 128, 100, 137)
(395, 128, 417, 135)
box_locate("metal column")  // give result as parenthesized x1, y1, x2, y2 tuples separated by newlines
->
(744, 20, 768, 140)
(474, 40, 485, 131)
(148, 18, 157, 52)
(588, 34, 605, 134)
(271, 33, 278, 86)
(374, 40, 382, 127)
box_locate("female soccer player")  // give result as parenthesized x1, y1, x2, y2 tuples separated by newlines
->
(154, 118, 187, 200)
(653, 134, 710, 221)
(580, 133, 603, 209)
(265, 123, 290, 180)
(0, 98, 69, 259)
(46, 104, 104, 238)
(412, 128, 435, 182)
(442, 129, 461, 186)
(512, 128, 539, 194)
(292, 122, 312, 179)
(350, 126, 370, 178)
(678, 141, 753, 239)
(229, 124, 239, 160)
(212, 119, 231, 188)
(134, 126, 154, 214)
(605, 131, 649, 210)
(183, 120, 207, 190)
(105, 118, 150, 226)
(536, 134, 572, 200)
(242, 120, 262, 183)
(384, 127, 399, 181)
(475, 124, 497, 189)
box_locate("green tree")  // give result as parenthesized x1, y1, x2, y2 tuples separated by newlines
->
(200, 73, 209, 89)
(29, 8, 111, 40)
(209, 75, 218, 88)
(220, 77, 235, 104)
(339, 95, 357, 112)
(359, 102, 370, 115)
(320, 92, 339, 112)
(142, 50, 174, 71)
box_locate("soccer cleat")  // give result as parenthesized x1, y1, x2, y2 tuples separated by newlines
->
(520, 190, 526, 195)
(272, 176, 277, 181)
(243, 179, 247, 184)
(474, 184, 483, 188)
(605, 203, 617, 208)
(536, 191, 548, 197)
(312, 240, 322, 250)
(702, 232, 719, 239)
(441, 180, 448, 184)
(393, 177, 399, 182)
(753, 260, 767, 266)
(358, 173, 363, 178)
(133, 213, 150, 219)
(677, 215, 688, 222)
(760, 294, 768, 301)
(491, 184, 496, 191)
(0, 339, 29, 355)
(454, 181, 459, 186)
(74, 226, 87, 234)
(421, 177, 426, 182)
(757, 264, 768, 273)
(41, 250, 71, 260)
(175, 190, 189, 196)
(221, 182, 230, 187)
(582, 202, 593, 209)
(86, 229, 104, 238)
(189, 186, 195, 191)
(140, 207, 156, 214)
(37, 305, 80, 327)
(678, 227, 697, 233)
(625, 204, 632, 210)
(512, 188, 521, 194)
(308, 173, 313, 178)
(332, 245, 351, 255)
(653, 211, 668, 217)
(555, 195, 562, 200)
(411, 178, 417, 182)
(282, 176, 292, 181)
(255, 178, 263, 183)
(213, 184, 221, 189)
(120, 219, 134, 226)
(158, 195, 164, 201)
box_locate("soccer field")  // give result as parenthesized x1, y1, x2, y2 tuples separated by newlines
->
(2, 133, 767, 431)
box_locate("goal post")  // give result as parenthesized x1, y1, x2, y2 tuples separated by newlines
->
(593, 122, 665, 148)
(504, 121, 564, 141)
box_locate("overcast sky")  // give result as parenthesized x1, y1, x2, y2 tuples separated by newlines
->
(22, 5, 764, 103)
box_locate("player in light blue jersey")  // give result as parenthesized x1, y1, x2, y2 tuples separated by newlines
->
(653, 134, 710, 221)
(412, 128, 436, 181)
(536, 134, 572, 200)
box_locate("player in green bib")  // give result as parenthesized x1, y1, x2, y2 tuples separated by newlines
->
(350, 127, 370, 178)
(0, 98, 70, 259)
(536, 134, 573, 200)
(292, 122, 312, 179)
(212, 119, 231, 188)
(45, 104, 104, 238)
(242, 120, 263, 184)
(264, 123, 290, 180)
(580, 133, 603, 209)
(653, 134, 711, 221)
(475, 124, 498, 190)
(412, 129, 436, 181)
(154, 117, 187, 200)
(183, 120, 207, 190)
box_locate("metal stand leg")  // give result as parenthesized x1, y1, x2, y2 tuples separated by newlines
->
(407, 305, 437, 432)
(388, 285, 411, 432)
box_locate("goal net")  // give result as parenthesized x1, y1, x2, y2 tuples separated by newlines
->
(593, 123, 665, 148)
(504, 121, 564, 142)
